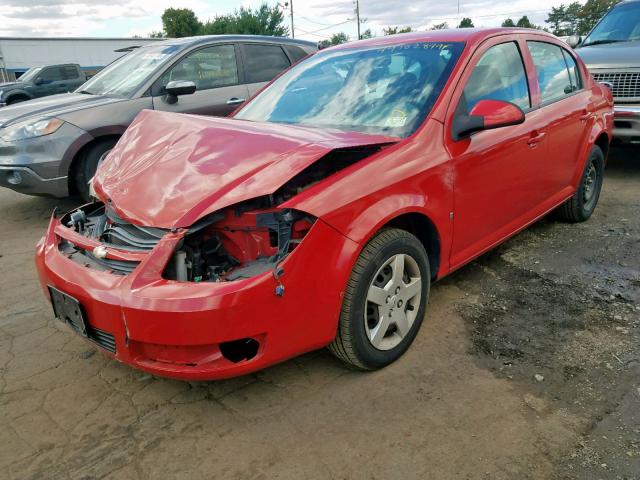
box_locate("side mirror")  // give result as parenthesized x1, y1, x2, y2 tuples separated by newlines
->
(34, 78, 44, 86)
(567, 35, 582, 48)
(165, 80, 196, 104)
(452, 99, 525, 141)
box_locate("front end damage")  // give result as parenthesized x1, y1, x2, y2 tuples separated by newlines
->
(35, 110, 397, 379)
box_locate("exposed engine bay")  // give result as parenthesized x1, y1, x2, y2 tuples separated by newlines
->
(60, 200, 315, 282)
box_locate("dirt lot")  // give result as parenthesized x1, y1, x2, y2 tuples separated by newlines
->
(1, 148, 639, 480)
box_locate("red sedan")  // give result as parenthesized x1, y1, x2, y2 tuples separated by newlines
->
(35, 29, 613, 380)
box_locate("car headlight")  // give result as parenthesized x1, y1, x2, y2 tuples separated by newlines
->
(0, 117, 65, 142)
(0, 91, 4, 99)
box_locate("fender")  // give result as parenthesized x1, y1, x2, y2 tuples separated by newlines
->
(570, 85, 613, 187)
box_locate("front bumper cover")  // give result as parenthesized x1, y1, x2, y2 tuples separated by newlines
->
(35, 212, 359, 381)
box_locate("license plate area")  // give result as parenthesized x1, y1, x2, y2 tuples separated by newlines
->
(48, 286, 88, 337)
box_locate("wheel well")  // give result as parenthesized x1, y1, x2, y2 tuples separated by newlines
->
(6, 93, 30, 103)
(594, 133, 610, 160)
(384, 213, 441, 280)
(68, 135, 120, 195)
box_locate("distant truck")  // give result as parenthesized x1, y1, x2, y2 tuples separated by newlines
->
(0, 64, 86, 107)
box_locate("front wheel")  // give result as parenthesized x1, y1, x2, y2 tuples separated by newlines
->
(329, 228, 430, 370)
(73, 139, 117, 202)
(557, 145, 605, 223)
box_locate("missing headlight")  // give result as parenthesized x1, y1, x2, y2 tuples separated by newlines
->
(164, 200, 316, 283)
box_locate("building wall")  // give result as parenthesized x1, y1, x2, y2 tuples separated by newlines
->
(0, 37, 163, 81)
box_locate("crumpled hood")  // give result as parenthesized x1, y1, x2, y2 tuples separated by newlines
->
(94, 110, 398, 228)
(0, 93, 126, 127)
(577, 40, 640, 70)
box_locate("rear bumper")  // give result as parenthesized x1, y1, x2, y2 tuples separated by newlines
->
(613, 105, 640, 145)
(35, 214, 359, 381)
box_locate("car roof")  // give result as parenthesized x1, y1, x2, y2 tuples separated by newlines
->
(149, 34, 316, 50)
(325, 27, 560, 51)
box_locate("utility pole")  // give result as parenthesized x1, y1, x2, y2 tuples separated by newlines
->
(457, 0, 460, 27)
(355, 0, 361, 39)
(290, 0, 295, 38)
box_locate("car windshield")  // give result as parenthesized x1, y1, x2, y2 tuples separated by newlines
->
(583, 2, 640, 45)
(77, 44, 180, 97)
(235, 41, 464, 137)
(19, 67, 42, 82)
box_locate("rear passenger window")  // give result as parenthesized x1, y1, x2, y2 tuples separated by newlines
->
(527, 41, 580, 104)
(62, 66, 79, 80)
(243, 44, 291, 83)
(463, 42, 530, 112)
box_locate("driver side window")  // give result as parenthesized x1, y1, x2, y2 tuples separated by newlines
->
(158, 44, 239, 93)
(463, 42, 531, 112)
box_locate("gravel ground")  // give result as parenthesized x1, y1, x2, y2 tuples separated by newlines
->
(0, 147, 638, 480)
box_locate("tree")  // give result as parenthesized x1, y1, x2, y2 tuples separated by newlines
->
(201, 3, 288, 36)
(578, 0, 621, 34)
(148, 31, 165, 38)
(501, 18, 516, 27)
(383, 26, 412, 35)
(430, 22, 449, 30)
(516, 15, 536, 29)
(545, 2, 582, 35)
(318, 32, 349, 49)
(458, 17, 474, 28)
(161, 8, 201, 38)
(361, 28, 373, 39)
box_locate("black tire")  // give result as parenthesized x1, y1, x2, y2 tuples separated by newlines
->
(6, 95, 29, 105)
(329, 228, 430, 370)
(557, 145, 605, 223)
(73, 139, 117, 202)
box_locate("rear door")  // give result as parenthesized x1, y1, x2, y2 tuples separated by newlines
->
(240, 43, 292, 97)
(525, 40, 592, 194)
(445, 38, 551, 268)
(62, 65, 85, 90)
(152, 43, 249, 117)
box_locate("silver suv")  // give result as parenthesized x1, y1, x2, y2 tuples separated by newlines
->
(569, 0, 640, 145)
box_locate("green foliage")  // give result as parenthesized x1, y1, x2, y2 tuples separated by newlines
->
(458, 17, 474, 28)
(148, 31, 165, 38)
(161, 8, 201, 38)
(383, 26, 413, 35)
(501, 18, 516, 27)
(430, 22, 449, 30)
(545, 0, 621, 35)
(516, 15, 537, 29)
(318, 32, 349, 49)
(160, 3, 289, 38)
(361, 29, 373, 39)
(201, 3, 289, 36)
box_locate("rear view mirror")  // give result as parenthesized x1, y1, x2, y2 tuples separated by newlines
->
(165, 80, 197, 104)
(452, 99, 525, 141)
(567, 35, 582, 48)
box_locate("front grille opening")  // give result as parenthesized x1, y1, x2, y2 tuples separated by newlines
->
(88, 326, 116, 353)
(220, 338, 259, 363)
(593, 72, 640, 99)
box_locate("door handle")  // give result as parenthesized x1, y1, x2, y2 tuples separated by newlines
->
(226, 97, 246, 105)
(527, 131, 547, 147)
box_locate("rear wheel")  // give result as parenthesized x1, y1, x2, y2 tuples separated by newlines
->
(329, 228, 430, 370)
(557, 145, 605, 222)
(73, 139, 117, 202)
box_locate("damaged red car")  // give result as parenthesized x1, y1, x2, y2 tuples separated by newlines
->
(35, 29, 613, 380)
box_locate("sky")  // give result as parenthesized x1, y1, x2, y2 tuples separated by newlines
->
(0, 0, 567, 40)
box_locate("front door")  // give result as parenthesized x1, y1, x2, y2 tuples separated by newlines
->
(445, 40, 550, 269)
(152, 43, 249, 117)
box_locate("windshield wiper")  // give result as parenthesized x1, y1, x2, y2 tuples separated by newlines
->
(581, 39, 625, 47)
(77, 90, 95, 95)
